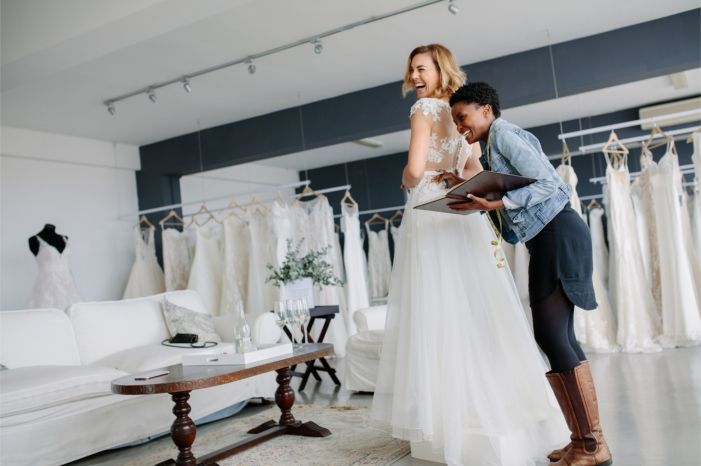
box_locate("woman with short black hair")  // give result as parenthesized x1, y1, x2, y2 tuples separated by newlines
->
(445, 81, 612, 466)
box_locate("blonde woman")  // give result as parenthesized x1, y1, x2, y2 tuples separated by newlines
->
(371, 44, 568, 466)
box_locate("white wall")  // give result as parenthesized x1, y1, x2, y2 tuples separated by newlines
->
(179, 162, 300, 215)
(0, 126, 140, 310)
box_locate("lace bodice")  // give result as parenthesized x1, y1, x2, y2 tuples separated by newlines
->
(410, 98, 472, 173)
(28, 236, 81, 309)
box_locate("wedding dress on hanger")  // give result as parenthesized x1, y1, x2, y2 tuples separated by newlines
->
(649, 142, 701, 347)
(162, 228, 191, 291)
(28, 236, 81, 309)
(604, 154, 660, 352)
(557, 164, 618, 352)
(219, 215, 249, 315)
(341, 202, 370, 336)
(372, 98, 567, 466)
(292, 195, 349, 357)
(123, 226, 165, 299)
(187, 224, 224, 315)
(366, 221, 392, 299)
(630, 148, 662, 313)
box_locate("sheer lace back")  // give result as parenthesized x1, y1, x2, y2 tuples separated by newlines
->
(410, 98, 472, 174)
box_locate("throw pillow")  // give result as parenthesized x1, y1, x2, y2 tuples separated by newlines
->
(162, 298, 221, 343)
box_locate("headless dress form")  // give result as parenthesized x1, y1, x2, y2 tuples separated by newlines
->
(28, 224, 81, 309)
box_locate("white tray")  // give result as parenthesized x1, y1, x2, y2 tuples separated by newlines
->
(182, 342, 293, 366)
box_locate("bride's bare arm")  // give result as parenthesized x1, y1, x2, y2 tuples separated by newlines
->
(402, 112, 432, 188)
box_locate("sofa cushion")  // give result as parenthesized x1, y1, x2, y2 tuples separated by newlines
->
(162, 298, 221, 342)
(67, 290, 208, 365)
(93, 342, 235, 374)
(0, 309, 81, 368)
(0, 365, 127, 417)
(346, 329, 385, 359)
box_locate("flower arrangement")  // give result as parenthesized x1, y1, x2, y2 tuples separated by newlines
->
(266, 239, 343, 288)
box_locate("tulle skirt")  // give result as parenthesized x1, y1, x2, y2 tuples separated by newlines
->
(371, 174, 568, 466)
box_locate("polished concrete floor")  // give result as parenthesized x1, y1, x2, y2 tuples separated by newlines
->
(73, 346, 701, 466)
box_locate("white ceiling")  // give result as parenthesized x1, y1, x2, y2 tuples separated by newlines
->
(1, 0, 698, 146)
(253, 69, 701, 172)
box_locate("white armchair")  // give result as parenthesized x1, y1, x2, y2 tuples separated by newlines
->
(344, 305, 387, 392)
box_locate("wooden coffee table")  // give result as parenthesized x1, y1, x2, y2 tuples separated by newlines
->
(112, 343, 334, 466)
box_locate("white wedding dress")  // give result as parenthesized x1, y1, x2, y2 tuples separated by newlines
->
(219, 215, 250, 315)
(341, 203, 370, 336)
(604, 158, 661, 352)
(28, 236, 81, 309)
(691, 133, 701, 276)
(649, 145, 701, 347)
(123, 226, 165, 299)
(372, 98, 567, 466)
(630, 149, 662, 313)
(557, 164, 618, 353)
(588, 207, 609, 286)
(187, 224, 224, 315)
(366, 221, 392, 299)
(162, 228, 191, 291)
(246, 209, 277, 317)
(292, 196, 349, 357)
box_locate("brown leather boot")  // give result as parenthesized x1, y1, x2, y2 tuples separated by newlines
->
(546, 363, 612, 466)
(546, 360, 589, 462)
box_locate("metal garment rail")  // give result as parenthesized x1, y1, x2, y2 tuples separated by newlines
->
(117, 180, 310, 219)
(557, 109, 701, 141)
(333, 204, 405, 219)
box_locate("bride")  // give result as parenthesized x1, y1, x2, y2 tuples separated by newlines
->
(371, 44, 567, 466)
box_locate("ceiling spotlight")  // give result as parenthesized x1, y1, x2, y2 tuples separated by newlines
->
(147, 88, 157, 103)
(182, 77, 192, 93)
(448, 0, 459, 15)
(106, 102, 115, 116)
(312, 39, 323, 55)
(246, 58, 256, 74)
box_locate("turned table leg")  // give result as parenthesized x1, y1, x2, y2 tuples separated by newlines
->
(170, 391, 198, 466)
(275, 367, 297, 426)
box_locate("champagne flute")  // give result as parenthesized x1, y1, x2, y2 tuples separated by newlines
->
(285, 299, 302, 347)
(299, 298, 311, 343)
(274, 300, 288, 341)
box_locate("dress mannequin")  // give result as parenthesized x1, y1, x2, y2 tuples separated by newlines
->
(29, 224, 67, 255)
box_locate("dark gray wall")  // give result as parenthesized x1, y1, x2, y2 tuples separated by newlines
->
(302, 100, 700, 224)
(137, 9, 701, 219)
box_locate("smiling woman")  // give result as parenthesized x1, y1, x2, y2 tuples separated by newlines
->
(401, 44, 466, 100)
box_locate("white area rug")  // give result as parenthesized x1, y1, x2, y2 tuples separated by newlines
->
(85, 404, 409, 466)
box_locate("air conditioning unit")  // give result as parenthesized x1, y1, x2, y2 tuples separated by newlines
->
(639, 96, 701, 130)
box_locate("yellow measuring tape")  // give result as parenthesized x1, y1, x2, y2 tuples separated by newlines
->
(485, 131, 507, 269)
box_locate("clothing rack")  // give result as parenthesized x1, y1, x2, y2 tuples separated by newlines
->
(589, 163, 696, 185)
(557, 109, 701, 141)
(203, 184, 352, 215)
(117, 180, 311, 219)
(333, 204, 405, 219)
(578, 126, 699, 153)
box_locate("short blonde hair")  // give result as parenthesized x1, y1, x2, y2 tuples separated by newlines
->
(402, 44, 466, 98)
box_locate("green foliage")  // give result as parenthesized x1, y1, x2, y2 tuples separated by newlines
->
(266, 239, 343, 288)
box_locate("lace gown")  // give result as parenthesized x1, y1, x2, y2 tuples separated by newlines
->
(604, 160, 661, 352)
(691, 133, 701, 272)
(123, 226, 165, 299)
(366, 221, 392, 299)
(649, 148, 701, 347)
(291, 196, 349, 357)
(162, 228, 191, 291)
(588, 207, 609, 286)
(341, 203, 370, 336)
(372, 98, 567, 466)
(246, 209, 277, 317)
(28, 236, 81, 309)
(630, 149, 662, 313)
(558, 164, 618, 352)
(187, 225, 224, 315)
(219, 215, 249, 315)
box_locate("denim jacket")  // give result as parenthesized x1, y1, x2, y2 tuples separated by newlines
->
(480, 118, 571, 244)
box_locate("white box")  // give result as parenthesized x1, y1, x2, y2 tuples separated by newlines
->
(182, 342, 294, 366)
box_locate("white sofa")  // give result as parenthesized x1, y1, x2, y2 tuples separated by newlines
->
(344, 305, 387, 392)
(0, 290, 281, 466)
